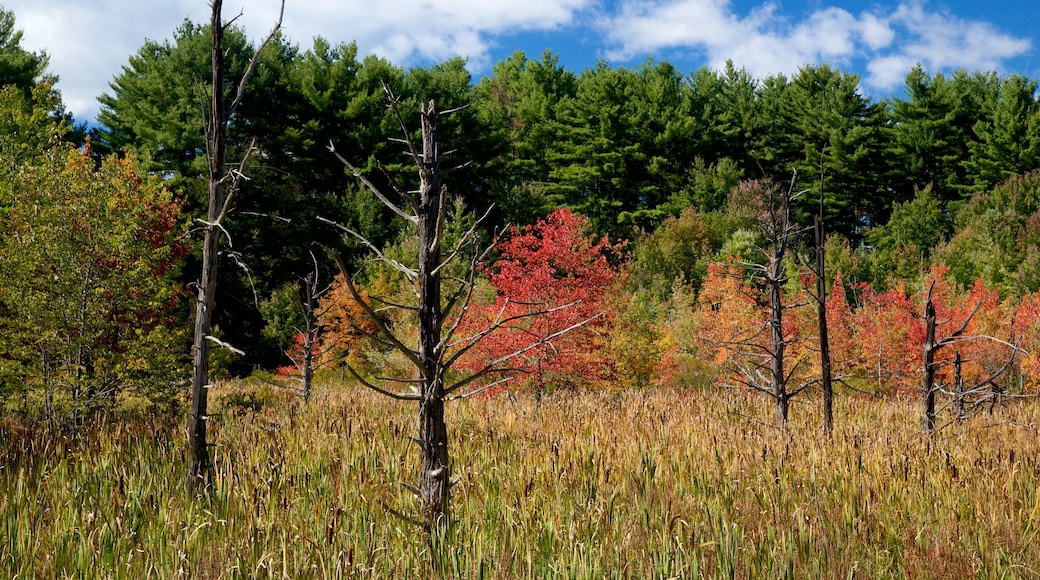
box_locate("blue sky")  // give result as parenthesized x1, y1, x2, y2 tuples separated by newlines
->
(5, 0, 1038, 122)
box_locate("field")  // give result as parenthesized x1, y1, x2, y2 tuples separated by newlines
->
(3, 384, 1040, 578)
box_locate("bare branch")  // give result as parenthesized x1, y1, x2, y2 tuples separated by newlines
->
(343, 361, 420, 401)
(444, 312, 604, 396)
(328, 141, 418, 222)
(383, 84, 427, 176)
(227, 0, 285, 121)
(445, 376, 516, 401)
(432, 204, 495, 277)
(318, 216, 418, 281)
(322, 245, 423, 369)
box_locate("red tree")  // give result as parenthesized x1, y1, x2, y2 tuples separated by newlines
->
(458, 208, 625, 392)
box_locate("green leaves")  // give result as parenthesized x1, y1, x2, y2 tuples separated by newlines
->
(0, 148, 188, 416)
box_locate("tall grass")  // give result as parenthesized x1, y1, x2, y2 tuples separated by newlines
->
(3, 385, 1039, 578)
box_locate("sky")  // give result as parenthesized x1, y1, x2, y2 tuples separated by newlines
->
(4, 0, 1039, 123)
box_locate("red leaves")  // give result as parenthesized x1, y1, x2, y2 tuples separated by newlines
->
(460, 208, 625, 392)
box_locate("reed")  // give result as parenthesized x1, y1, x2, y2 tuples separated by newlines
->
(3, 385, 1038, 578)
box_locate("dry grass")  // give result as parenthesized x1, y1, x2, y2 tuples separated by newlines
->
(3, 385, 1040, 578)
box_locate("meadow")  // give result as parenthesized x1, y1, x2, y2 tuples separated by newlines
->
(2, 384, 1039, 578)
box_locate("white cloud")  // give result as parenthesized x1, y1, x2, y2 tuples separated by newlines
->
(869, 2, 1032, 88)
(0, 0, 1030, 122)
(601, 0, 1030, 91)
(3, 0, 591, 122)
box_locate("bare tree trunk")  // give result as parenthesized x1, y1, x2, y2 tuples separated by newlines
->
(768, 249, 788, 426)
(415, 102, 451, 525)
(921, 280, 989, 432)
(300, 271, 318, 404)
(954, 351, 965, 422)
(921, 285, 938, 432)
(765, 177, 797, 427)
(187, 0, 227, 491)
(816, 216, 833, 434)
(187, 0, 283, 490)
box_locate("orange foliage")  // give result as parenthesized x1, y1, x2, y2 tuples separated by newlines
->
(317, 273, 382, 372)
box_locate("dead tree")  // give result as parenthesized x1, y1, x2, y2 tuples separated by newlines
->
(920, 280, 1020, 432)
(716, 174, 813, 427)
(288, 252, 329, 404)
(188, 0, 284, 491)
(814, 214, 834, 433)
(320, 88, 594, 528)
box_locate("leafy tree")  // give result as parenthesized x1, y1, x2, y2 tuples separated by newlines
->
(546, 59, 695, 236)
(472, 50, 576, 224)
(459, 208, 626, 393)
(846, 280, 922, 394)
(0, 7, 70, 168)
(315, 272, 382, 375)
(685, 62, 762, 175)
(965, 74, 1040, 191)
(888, 67, 995, 207)
(757, 65, 891, 237)
(0, 7, 50, 96)
(0, 147, 187, 419)
(0, 80, 67, 171)
(934, 171, 1040, 294)
(628, 206, 713, 302)
(866, 186, 950, 285)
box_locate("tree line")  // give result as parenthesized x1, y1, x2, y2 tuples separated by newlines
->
(1, 4, 1039, 430)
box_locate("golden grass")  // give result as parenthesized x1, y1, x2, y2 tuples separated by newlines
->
(3, 385, 1040, 578)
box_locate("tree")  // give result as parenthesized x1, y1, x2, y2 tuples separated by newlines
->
(934, 171, 1040, 295)
(267, 255, 329, 403)
(887, 67, 995, 207)
(545, 59, 695, 236)
(0, 7, 69, 170)
(965, 74, 1040, 191)
(0, 147, 186, 421)
(756, 65, 891, 238)
(866, 186, 950, 286)
(0, 7, 51, 100)
(188, 0, 284, 491)
(458, 208, 625, 393)
(321, 86, 601, 527)
(628, 206, 713, 302)
(696, 177, 813, 426)
(920, 270, 1019, 432)
(472, 49, 576, 224)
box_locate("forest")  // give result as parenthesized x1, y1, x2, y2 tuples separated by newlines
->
(3, 2, 1040, 576)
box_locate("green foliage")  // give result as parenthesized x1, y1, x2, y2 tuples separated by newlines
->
(664, 156, 744, 215)
(0, 7, 49, 96)
(934, 171, 1040, 294)
(260, 282, 307, 353)
(965, 75, 1040, 192)
(757, 65, 891, 236)
(629, 206, 714, 301)
(0, 80, 67, 170)
(865, 186, 950, 285)
(546, 58, 695, 236)
(0, 148, 187, 419)
(887, 67, 997, 208)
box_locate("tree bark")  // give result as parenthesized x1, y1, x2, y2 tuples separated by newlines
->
(415, 101, 451, 525)
(767, 183, 793, 427)
(816, 216, 833, 434)
(301, 271, 318, 404)
(188, 0, 227, 491)
(921, 285, 938, 432)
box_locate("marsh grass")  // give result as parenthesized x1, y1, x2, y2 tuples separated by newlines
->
(3, 385, 1040, 578)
